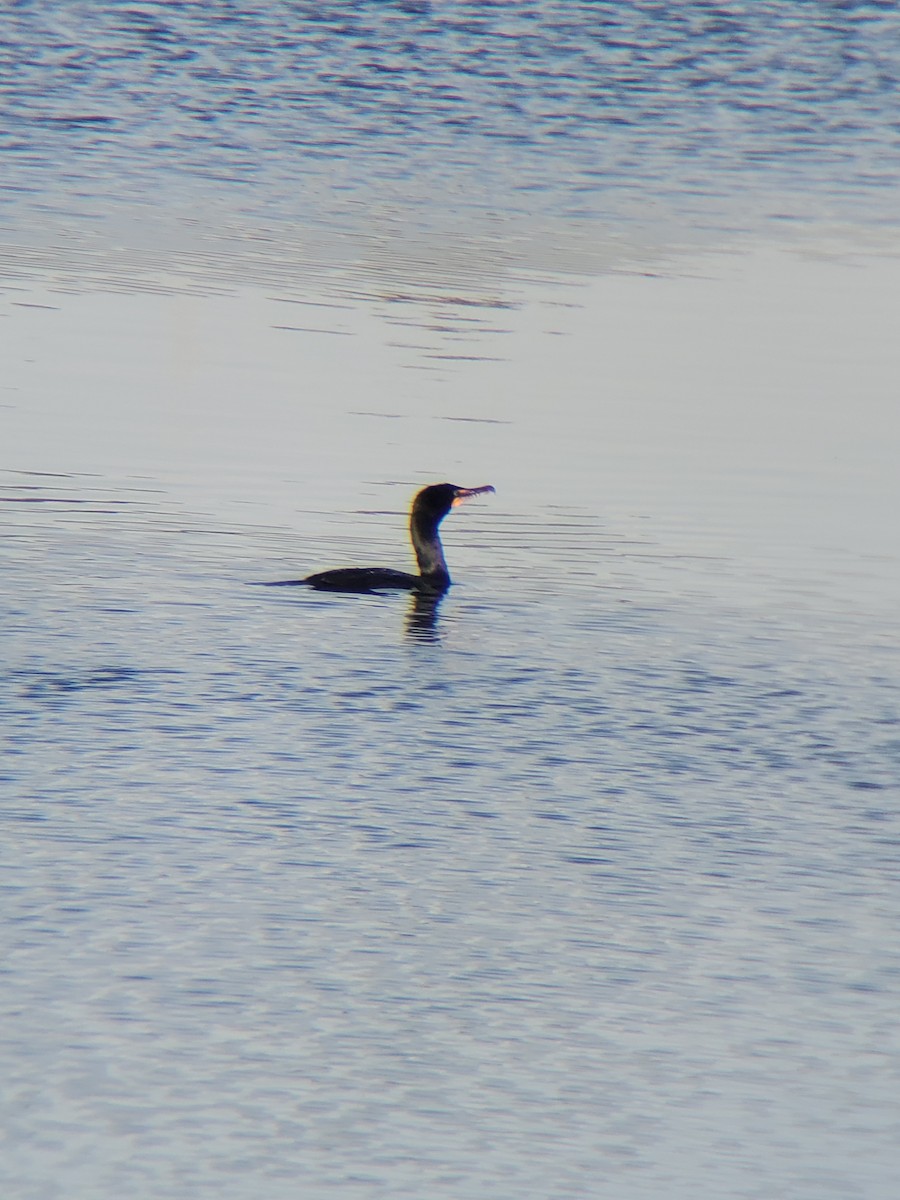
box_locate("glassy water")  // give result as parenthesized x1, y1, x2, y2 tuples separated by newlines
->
(2, 5, 900, 1199)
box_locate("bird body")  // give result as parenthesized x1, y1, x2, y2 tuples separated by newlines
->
(301, 566, 422, 593)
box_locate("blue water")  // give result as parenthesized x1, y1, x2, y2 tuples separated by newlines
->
(3, 469, 899, 1199)
(2, 5, 900, 1199)
(4, 0, 900, 271)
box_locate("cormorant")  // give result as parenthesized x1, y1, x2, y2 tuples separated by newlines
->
(302, 483, 494, 593)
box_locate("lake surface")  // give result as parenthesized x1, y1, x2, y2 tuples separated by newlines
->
(3, 4, 900, 1199)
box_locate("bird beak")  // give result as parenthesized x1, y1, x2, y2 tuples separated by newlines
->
(451, 485, 495, 507)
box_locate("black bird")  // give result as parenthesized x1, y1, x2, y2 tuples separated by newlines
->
(303, 483, 494, 593)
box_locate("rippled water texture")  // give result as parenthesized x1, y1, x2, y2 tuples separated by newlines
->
(4, 250, 900, 1200)
(3, 4, 900, 1200)
(4, 0, 900, 273)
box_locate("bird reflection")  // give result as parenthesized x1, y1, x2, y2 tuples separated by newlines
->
(404, 588, 446, 641)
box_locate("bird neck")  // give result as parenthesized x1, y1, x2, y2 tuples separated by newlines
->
(410, 510, 450, 587)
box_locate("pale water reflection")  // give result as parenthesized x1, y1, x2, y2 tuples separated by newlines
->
(5, 248, 899, 612)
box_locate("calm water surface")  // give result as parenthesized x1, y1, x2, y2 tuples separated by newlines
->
(3, 5, 900, 1199)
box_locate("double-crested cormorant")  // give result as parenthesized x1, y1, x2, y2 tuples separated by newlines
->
(303, 483, 494, 593)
